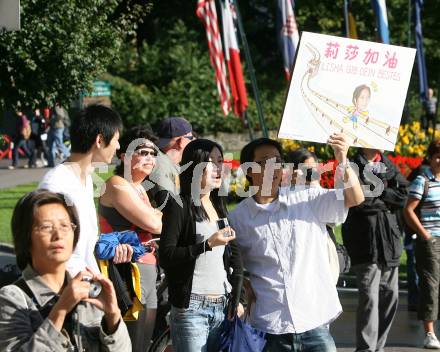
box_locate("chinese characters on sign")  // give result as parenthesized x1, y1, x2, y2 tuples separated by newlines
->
(278, 32, 416, 151)
(325, 42, 397, 69)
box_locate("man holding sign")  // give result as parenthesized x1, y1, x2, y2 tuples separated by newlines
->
(228, 134, 364, 351)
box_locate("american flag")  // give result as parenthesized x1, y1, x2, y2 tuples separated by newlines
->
(277, 0, 299, 81)
(197, 0, 231, 115)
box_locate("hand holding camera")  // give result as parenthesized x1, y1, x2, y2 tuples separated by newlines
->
(48, 269, 121, 334)
(207, 220, 236, 248)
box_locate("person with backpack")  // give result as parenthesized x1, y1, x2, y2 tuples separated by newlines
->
(404, 140, 440, 349)
(9, 111, 36, 169)
(0, 190, 131, 351)
(342, 148, 408, 352)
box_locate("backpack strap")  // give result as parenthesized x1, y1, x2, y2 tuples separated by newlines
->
(13, 278, 54, 320)
(422, 175, 430, 201)
(326, 225, 337, 245)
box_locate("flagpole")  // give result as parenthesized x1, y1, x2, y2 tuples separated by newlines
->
(344, 0, 349, 37)
(243, 110, 254, 140)
(407, 0, 411, 47)
(231, 0, 268, 138)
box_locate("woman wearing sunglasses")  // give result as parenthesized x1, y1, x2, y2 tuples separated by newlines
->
(98, 126, 162, 351)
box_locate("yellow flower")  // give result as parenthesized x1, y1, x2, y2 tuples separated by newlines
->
(401, 135, 410, 145)
(410, 121, 420, 134)
(395, 145, 401, 154)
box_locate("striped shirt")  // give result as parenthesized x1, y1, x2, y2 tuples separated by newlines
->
(408, 167, 440, 236)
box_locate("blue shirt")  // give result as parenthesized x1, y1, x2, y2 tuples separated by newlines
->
(408, 167, 440, 237)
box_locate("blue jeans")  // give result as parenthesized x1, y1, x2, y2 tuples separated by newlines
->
(170, 294, 226, 352)
(12, 137, 35, 167)
(47, 127, 70, 167)
(263, 325, 336, 352)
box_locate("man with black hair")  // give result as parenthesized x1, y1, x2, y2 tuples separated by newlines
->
(228, 134, 364, 352)
(39, 105, 123, 275)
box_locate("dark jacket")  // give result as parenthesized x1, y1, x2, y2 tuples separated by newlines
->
(159, 196, 244, 309)
(342, 152, 409, 267)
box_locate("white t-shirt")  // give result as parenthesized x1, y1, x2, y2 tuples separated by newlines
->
(39, 163, 99, 275)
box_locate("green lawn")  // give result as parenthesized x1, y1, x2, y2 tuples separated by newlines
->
(0, 168, 115, 244)
(0, 177, 408, 276)
(0, 183, 38, 243)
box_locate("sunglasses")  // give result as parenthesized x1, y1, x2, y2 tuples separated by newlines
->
(254, 157, 285, 168)
(134, 149, 158, 157)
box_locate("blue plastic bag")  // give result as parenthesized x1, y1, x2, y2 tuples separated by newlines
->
(95, 231, 146, 261)
(219, 316, 266, 352)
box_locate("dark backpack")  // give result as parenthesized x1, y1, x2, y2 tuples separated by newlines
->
(326, 226, 351, 274)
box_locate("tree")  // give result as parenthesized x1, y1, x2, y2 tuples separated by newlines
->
(108, 21, 245, 134)
(107, 1, 440, 134)
(0, 0, 151, 110)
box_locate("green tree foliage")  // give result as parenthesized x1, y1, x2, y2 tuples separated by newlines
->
(108, 0, 440, 134)
(0, 0, 151, 110)
(108, 21, 244, 134)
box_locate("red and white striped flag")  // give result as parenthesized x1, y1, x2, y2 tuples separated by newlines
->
(221, 0, 248, 118)
(277, 0, 299, 81)
(197, 0, 231, 116)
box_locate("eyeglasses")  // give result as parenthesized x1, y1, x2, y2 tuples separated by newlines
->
(35, 223, 77, 235)
(254, 157, 285, 168)
(134, 150, 158, 157)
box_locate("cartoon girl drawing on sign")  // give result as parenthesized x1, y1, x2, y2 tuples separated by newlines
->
(344, 84, 371, 129)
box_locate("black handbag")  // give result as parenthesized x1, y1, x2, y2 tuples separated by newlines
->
(327, 225, 351, 274)
(107, 262, 136, 316)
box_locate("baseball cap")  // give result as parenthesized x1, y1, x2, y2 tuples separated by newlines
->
(157, 117, 192, 149)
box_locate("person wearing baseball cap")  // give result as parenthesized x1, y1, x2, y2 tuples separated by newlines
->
(148, 117, 194, 208)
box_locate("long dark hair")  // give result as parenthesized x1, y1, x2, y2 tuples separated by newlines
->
(180, 139, 227, 222)
(11, 190, 80, 270)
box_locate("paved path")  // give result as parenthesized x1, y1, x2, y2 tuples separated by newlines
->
(333, 288, 425, 351)
(0, 159, 47, 188)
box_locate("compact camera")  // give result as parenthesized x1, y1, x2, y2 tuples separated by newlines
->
(82, 276, 102, 298)
(217, 218, 231, 237)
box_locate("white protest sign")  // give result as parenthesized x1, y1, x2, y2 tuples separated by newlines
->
(278, 32, 416, 151)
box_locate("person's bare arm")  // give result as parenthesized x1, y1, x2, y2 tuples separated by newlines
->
(102, 176, 162, 234)
(328, 133, 364, 208)
(404, 197, 431, 240)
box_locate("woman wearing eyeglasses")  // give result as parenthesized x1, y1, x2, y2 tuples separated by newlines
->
(0, 189, 131, 351)
(159, 139, 243, 352)
(98, 126, 162, 351)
